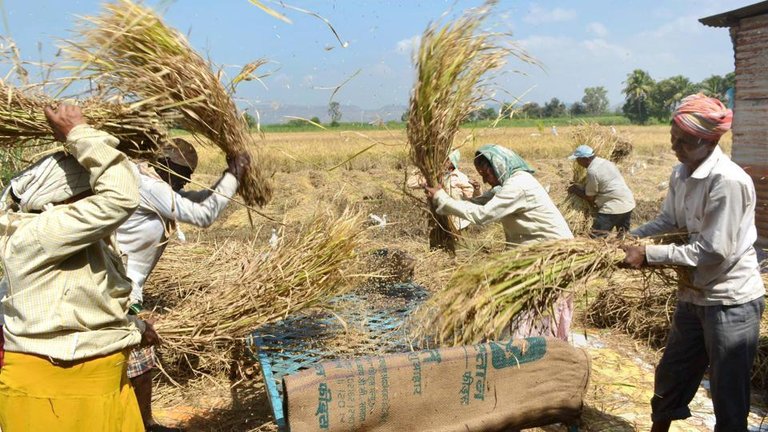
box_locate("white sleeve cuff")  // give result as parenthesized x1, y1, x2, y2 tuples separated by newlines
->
(65, 124, 120, 150)
(219, 172, 240, 196)
(433, 189, 450, 207)
(645, 244, 669, 265)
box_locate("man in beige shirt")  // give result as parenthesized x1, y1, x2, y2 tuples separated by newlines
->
(623, 94, 764, 432)
(567, 144, 635, 237)
(0, 105, 157, 431)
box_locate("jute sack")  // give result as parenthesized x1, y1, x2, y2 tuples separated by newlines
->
(283, 337, 590, 432)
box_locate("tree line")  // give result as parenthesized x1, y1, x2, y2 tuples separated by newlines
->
(508, 70, 734, 125)
(621, 69, 733, 124)
(256, 69, 734, 128)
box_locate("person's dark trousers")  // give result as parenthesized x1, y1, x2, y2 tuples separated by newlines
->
(651, 297, 764, 432)
(590, 211, 632, 238)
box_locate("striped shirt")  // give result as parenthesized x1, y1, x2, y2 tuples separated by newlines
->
(0, 125, 144, 361)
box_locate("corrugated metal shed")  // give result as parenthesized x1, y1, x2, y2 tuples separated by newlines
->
(701, 3, 768, 246)
(700, 1, 768, 27)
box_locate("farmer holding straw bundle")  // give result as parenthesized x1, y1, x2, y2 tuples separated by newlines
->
(567, 144, 635, 237)
(623, 93, 765, 432)
(424, 144, 573, 245)
(408, 149, 480, 230)
(424, 144, 574, 340)
(0, 104, 157, 431)
(116, 138, 249, 432)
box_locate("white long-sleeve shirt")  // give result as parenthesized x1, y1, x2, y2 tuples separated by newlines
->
(116, 166, 239, 304)
(632, 146, 765, 305)
(433, 170, 573, 245)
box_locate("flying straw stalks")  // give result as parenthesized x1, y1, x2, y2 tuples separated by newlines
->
(151, 210, 367, 377)
(406, 0, 535, 252)
(562, 123, 633, 235)
(416, 238, 626, 346)
(0, 79, 174, 157)
(64, 0, 272, 206)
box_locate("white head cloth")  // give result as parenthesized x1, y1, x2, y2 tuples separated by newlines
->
(9, 152, 91, 212)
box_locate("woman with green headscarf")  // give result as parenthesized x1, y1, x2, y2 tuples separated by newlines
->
(425, 144, 572, 245)
(424, 144, 574, 341)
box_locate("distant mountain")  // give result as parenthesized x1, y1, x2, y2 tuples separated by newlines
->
(245, 102, 407, 125)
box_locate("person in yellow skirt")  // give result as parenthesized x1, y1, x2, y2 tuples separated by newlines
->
(0, 104, 158, 431)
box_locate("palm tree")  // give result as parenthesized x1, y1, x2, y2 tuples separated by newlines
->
(699, 74, 730, 100)
(622, 69, 655, 124)
(651, 75, 695, 121)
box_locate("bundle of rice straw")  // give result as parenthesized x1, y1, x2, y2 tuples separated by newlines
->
(64, 0, 272, 206)
(416, 238, 625, 346)
(0, 80, 174, 156)
(562, 123, 633, 235)
(406, 0, 534, 251)
(152, 210, 366, 375)
(142, 243, 240, 309)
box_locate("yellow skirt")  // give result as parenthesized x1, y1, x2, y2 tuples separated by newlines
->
(0, 350, 143, 432)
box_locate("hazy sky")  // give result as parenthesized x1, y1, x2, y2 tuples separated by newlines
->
(0, 0, 755, 110)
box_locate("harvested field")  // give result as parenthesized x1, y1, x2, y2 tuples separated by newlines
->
(0, 2, 761, 430)
(141, 125, 763, 431)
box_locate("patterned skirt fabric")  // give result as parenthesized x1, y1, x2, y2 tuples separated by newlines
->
(127, 345, 156, 379)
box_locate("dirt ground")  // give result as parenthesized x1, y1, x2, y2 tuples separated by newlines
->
(148, 126, 768, 431)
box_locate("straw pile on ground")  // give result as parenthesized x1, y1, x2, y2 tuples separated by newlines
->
(0, 80, 174, 156)
(64, 0, 272, 206)
(406, 0, 532, 251)
(416, 238, 625, 346)
(586, 271, 676, 348)
(589, 272, 768, 390)
(150, 210, 367, 377)
(562, 123, 633, 235)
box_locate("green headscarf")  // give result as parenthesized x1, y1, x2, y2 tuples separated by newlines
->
(475, 144, 534, 184)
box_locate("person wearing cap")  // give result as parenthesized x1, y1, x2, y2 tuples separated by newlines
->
(0, 104, 157, 431)
(567, 144, 635, 237)
(424, 144, 574, 340)
(116, 138, 250, 432)
(622, 93, 765, 432)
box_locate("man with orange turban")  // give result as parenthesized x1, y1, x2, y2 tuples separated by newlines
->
(623, 93, 765, 432)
